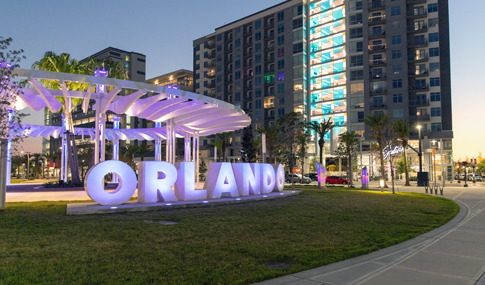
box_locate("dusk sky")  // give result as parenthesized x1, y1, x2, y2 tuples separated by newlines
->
(4, 0, 483, 161)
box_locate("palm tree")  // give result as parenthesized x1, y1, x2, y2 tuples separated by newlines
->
(307, 118, 335, 188)
(31, 153, 42, 179)
(392, 119, 411, 186)
(121, 145, 139, 169)
(296, 129, 311, 184)
(137, 145, 152, 161)
(42, 152, 53, 178)
(338, 132, 360, 187)
(211, 140, 222, 162)
(256, 124, 280, 164)
(217, 133, 231, 162)
(364, 113, 391, 188)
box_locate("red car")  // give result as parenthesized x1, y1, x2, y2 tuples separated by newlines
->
(325, 176, 348, 185)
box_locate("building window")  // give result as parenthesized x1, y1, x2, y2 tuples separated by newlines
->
(217, 65, 222, 72)
(350, 70, 364, 80)
(216, 55, 222, 62)
(393, 79, 402, 88)
(392, 64, 402, 74)
(255, 43, 262, 52)
(255, 77, 262, 86)
(277, 59, 284, 69)
(196, 83, 200, 89)
(278, 108, 285, 118)
(203, 81, 208, 87)
(350, 41, 363, 53)
(278, 83, 284, 93)
(235, 92, 241, 101)
(255, 65, 262, 75)
(216, 86, 222, 92)
(294, 5, 303, 16)
(293, 42, 303, 54)
(350, 55, 363, 67)
(278, 47, 285, 57)
(195, 73, 200, 80)
(392, 50, 402, 59)
(217, 34, 222, 41)
(430, 77, 440, 87)
(255, 20, 261, 30)
(430, 62, 440, 72)
(196, 54, 200, 61)
(203, 61, 208, 68)
(277, 35, 284, 45)
(278, 23, 284, 33)
(256, 100, 262, 108)
(217, 75, 222, 83)
(428, 3, 438, 13)
(431, 123, 442, 132)
(431, 107, 441, 117)
(278, 72, 285, 81)
(429, 18, 438, 28)
(137, 71, 145, 75)
(235, 60, 241, 69)
(429, 32, 439, 42)
(255, 32, 261, 41)
(235, 71, 241, 79)
(430, 47, 440, 57)
(217, 45, 222, 52)
(393, 109, 403, 118)
(391, 35, 401, 45)
(195, 45, 200, 52)
(393, 94, 403, 103)
(350, 13, 363, 25)
(255, 88, 262, 97)
(391, 6, 401, 16)
(235, 39, 241, 47)
(350, 27, 363, 39)
(255, 54, 261, 63)
(277, 11, 284, 22)
(430, 92, 441, 102)
(293, 18, 303, 29)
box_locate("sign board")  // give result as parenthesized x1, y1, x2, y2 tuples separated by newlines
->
(317, 162, 326, 183)
(85, 161, 285, 206)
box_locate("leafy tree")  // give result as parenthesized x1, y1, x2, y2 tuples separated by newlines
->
(278, 112, 303, 190)
(121, 145, 138, 170)
(364, 113, 392, 188)
(256, 124, 280, 164)
(199, 159, 208, 181)
(32, 153, 43, 179)
(211, 140, 222, 162)
(296, 129, 311, 183)
(241, 127, 257, 162)
(327, 165, 337, 172)
(217, 133, 231, 162)
(336, 131, 360, 187)
(309, 158, 317, 173)
(392, 119, 411, 186)
(396, 153, 411, 177)
(307, 118, 334, 188)
(0, 37, 27, 207)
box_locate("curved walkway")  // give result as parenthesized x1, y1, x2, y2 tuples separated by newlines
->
(257, 185, 485, 285)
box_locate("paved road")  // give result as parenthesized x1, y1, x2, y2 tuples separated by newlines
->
(257, 184, 485, 285)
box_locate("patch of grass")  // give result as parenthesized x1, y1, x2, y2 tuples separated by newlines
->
(9, 179, 25, 184)
(0, 190, 458, 284)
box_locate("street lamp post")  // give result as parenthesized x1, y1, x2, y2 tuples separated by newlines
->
(417, 125, 423, 173)
(21, 151, 30, 179)
(462, 161, 468, 187)
(472, 156, 476, 184)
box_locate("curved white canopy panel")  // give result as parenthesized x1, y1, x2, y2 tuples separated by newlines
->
(10, 69, 251, 136)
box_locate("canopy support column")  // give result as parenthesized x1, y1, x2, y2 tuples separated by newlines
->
(195, 131, 200, 185)
(155, 122, 162, 161)
(112, 116, 120, 183)
(171, 119, 176, 164)
(165, 120, 171, 163)
(60, 114, 68, 182)
(5, 108, 13, 185)
(184, 132, 191, 162)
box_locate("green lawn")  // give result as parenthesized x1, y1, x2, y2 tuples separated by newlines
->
(9, 179, 25, 184)
(0, 190, 458, 284)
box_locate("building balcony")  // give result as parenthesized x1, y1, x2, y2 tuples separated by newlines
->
(409, 114, 430, 121)
(369, 30, 386, 39)
(244, 84, 253, 90)
(265, 20, 275, 29)
(265, 55, 275, 62)
(243, 95, 253, 101)
(225, 68, 233, 73)
(368, 0, 385, 11)
(244, 39, 253, 47)
(224, 78, 233, 84)
(407, 24, 428, 34)
(264, 102, 275, 109)
(370, 73, 386, 81)
(265, 91, 275, 97)
(207, 60, 216, 68)
(265, 43, 275, 51)
(207, 51, 216, 59)
(225, 35, 233, 42)
(407, 0, 427, 4)
(244, 28, 253, 36)
(206, 72, 216, 79)
(368, 43, 386, 53)
(224, 89, 233, 95)
(409, 84, 429, 92)
(207, 41, 216, 49)
(408, 69, 428, 77)
(407, 10, 428, 19)
(264, 80, 275, 86)
(224, 46, 233, 53)
(368, 15, 386, 25)
(409, 99, 430, 107)
(408, 53, 428, 62)
(369, 58, 386, 66)
(408, 39, 428, 48)
(207, 82, 216, 89)
(370, 103, 387, 110)
(370, 88, 387, 95)
(265, 66, 275, 73)
(265, 115, 275, 120)
(266, 31, 275, 38)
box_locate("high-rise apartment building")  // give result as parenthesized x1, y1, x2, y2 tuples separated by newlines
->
(146, 69, 193, 92)
(43, 47, 146, 156)
(196, 0, 453, 180)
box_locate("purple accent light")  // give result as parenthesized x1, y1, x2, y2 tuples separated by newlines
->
(94, 69, 109, 77)
(362, 167, 369, 187)
(317, 162, 326, 183)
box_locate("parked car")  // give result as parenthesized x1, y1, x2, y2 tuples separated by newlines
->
(286, 174, 312, 184)
(306, 173, 318, 181)
(468, 174, 482, 181)
(325, 176, 348, 185)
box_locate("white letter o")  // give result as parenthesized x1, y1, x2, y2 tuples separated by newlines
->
(85, 160, 137, 206)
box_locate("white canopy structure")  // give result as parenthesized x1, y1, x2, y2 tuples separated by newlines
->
(6, 69, 251, 184)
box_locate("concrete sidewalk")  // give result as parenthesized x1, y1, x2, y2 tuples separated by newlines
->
(257, 185, 485, 285)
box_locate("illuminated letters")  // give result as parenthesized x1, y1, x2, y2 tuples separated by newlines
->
(138, 161, 178, 203)
(174, 162, 207, 201)
(204, 163, 239, 199)
(85, 161, 285, 206)
(273, 164, 285, 192)
(85, 160, 137, 206)
(232, 163, 261, 196)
